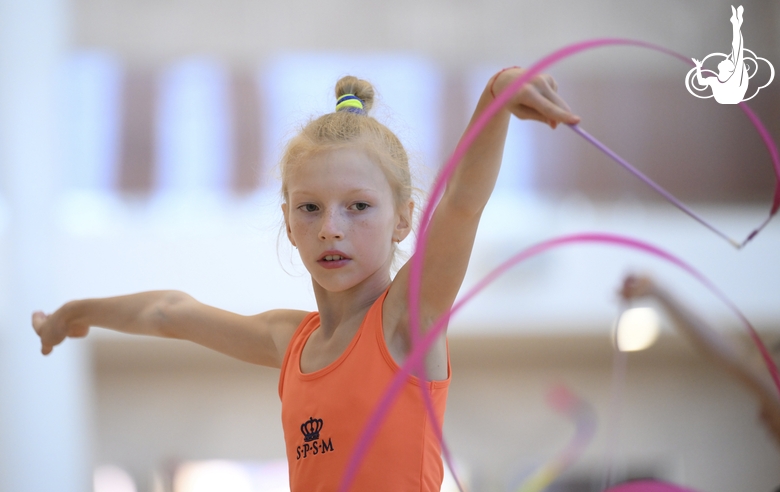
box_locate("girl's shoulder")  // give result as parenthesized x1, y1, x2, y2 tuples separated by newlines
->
(241, 309, 310, 369)
(275, 309, 313, 328)
(268, 309, 312, 367)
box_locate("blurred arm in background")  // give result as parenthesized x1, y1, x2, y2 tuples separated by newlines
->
(620, 274, 780, 449)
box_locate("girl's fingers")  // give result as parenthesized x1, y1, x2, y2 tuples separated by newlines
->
(514, 79, 579, 126)
(31, 311, 46, 334)
(546, 74, 558, 92)
(497, 71, 578, 125)
(31, 310, 70, 351)
(538, 84, 579, 124)
(512, 104, 544, 121)
(540, 82, 573, 113)
(520, 89, 578, 125)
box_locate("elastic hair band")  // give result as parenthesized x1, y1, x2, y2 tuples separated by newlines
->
(336, 94, 366, 114)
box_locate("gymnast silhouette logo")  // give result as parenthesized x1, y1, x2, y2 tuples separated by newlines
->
(297, 416, 335, 459)
(685, 5, 774, 104)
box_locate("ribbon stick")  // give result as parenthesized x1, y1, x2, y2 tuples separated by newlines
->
(569, 125, 741, 248)
(569, 107, 779, 249)
(339, 38, 780, 491)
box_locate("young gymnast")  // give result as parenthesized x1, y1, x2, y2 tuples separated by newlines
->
(31, 70, 579, 490)
(619, 274, 780, 449)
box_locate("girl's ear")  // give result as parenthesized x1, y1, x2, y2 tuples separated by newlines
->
(395, 200, 415, 241)
(281, 203, 296, 247)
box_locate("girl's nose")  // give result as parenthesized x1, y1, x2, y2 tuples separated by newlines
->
(319, 210, 344, 240)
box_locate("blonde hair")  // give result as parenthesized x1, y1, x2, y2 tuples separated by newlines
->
(275, 75, 426, 274)
(279, 75, 413, 213)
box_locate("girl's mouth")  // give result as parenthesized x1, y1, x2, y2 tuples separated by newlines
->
(317, 252, 350, 269)
(317, 258, 350, 269)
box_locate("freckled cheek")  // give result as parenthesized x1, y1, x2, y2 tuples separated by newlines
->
(290, 218, 316, 244)
(354, 217, 388, 240)
(364, 219, 395, 249)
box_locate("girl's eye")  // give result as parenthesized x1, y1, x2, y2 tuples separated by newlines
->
(300, 204, 318, 212)
(352, 202, 369, 211)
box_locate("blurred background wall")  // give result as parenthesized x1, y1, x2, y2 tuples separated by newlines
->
(1, 0, 779, 491)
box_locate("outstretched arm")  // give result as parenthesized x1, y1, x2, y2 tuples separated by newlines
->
(32, 292, 298, 368)
(620, 274, 780, 448)
(393, 68, 579, 332)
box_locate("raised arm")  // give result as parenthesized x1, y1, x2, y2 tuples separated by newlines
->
(32, 292, 304, 368)
(444, 68, 580, 215)
(393, 68, 579, 330)
(620, 274, 780, 447)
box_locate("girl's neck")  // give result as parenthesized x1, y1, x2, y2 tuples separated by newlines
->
(311, 275, 391, 339)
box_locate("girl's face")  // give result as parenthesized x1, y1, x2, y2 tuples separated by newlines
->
(282, 146, 411, 293)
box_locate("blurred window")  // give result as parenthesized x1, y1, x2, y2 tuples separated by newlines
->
(157, 58, 232, 194)
(63, 51, 122, 192)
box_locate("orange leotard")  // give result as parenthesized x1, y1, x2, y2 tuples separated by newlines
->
(278, 286, 451, 491)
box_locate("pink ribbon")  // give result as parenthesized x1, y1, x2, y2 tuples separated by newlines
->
(338, 38, 780, 491)
(340, 233, 780, 491)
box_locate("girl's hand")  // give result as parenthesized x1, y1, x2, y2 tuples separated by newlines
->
(489, 67, 580, 129)
(31, 307, 89, 355)
(619, 274, 656, 301)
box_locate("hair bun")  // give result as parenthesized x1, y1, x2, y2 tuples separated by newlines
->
(335, 76, 374, 113)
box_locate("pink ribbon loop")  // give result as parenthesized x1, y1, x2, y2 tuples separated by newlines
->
(338, 37, 780, 491)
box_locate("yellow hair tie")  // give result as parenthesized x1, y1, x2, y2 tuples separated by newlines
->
(336, 94, 365, 113)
